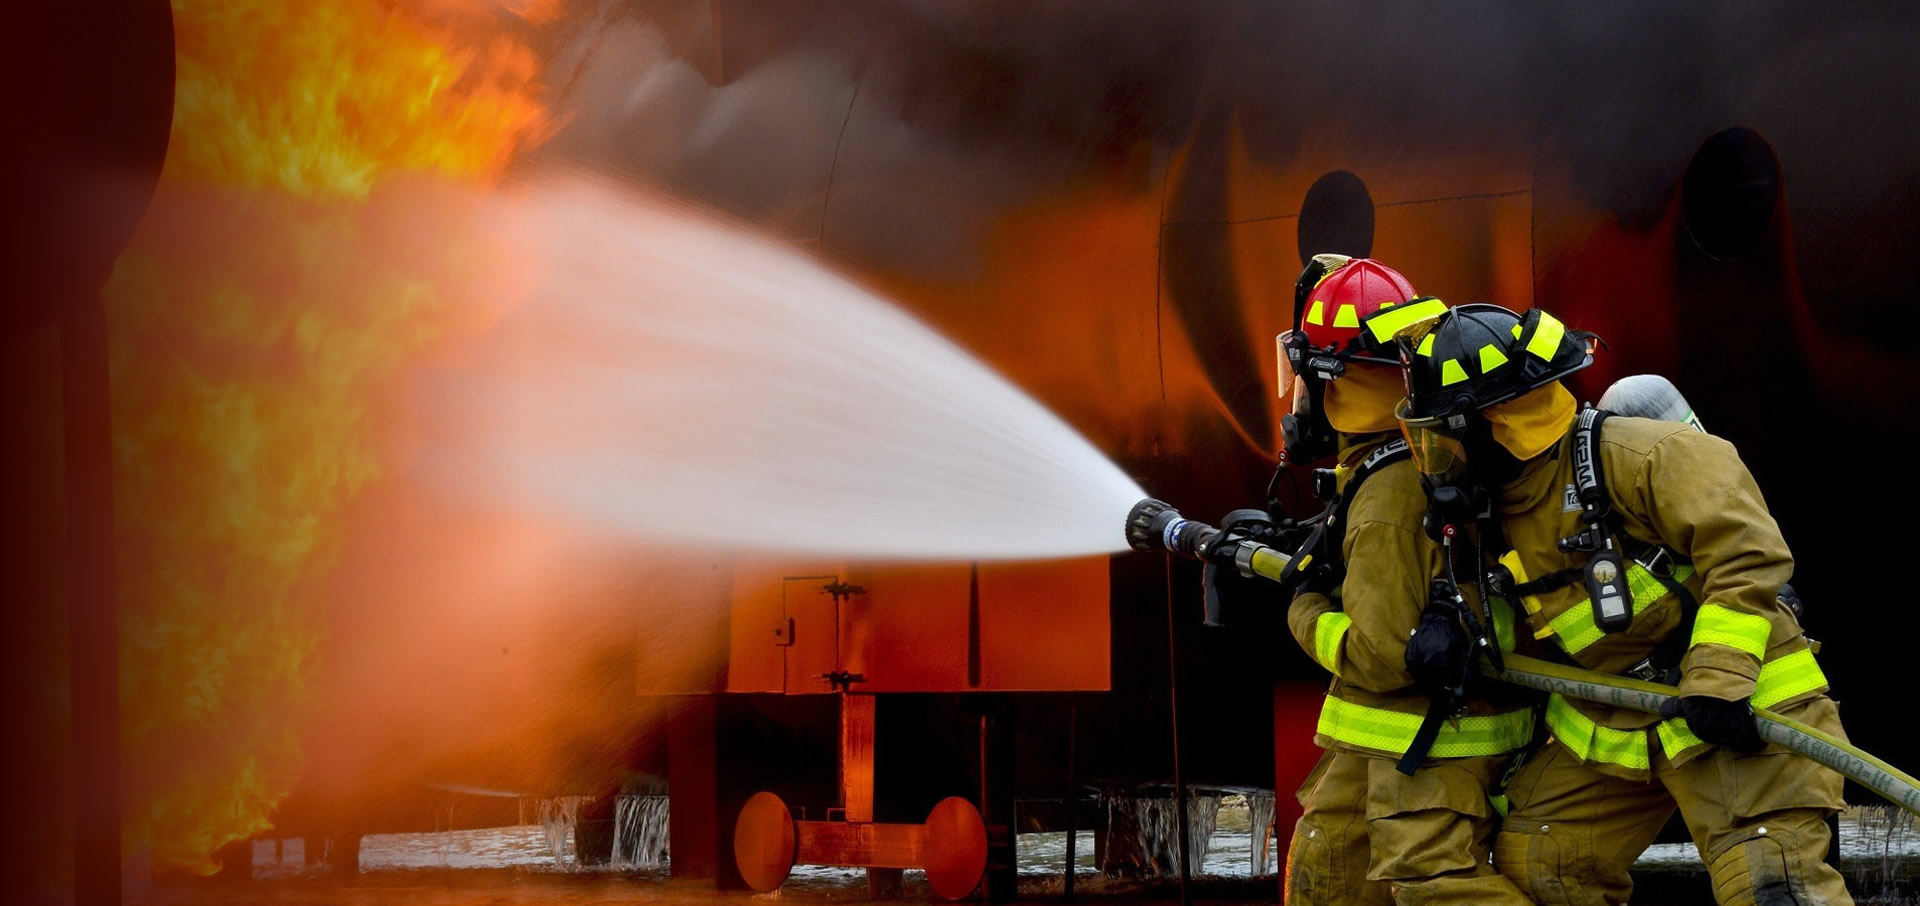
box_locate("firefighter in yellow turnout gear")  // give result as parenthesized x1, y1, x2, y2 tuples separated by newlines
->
(1273, 258, 1533, 905)
(1395, 303, 1853, 905)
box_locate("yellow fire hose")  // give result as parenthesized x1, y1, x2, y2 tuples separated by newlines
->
(1488, 652, 1920, 816)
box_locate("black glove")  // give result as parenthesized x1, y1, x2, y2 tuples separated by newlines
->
(1405, 600, 1471, 695)
(1660, 694, 1765, 754)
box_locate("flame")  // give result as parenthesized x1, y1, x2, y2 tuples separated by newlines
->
(103, 0, 551, 873)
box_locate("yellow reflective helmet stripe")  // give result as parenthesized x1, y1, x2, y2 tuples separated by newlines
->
(1753, 646, 1829, 709)
(1479, 344, 1510, 372)
(1333, 303, 1361, 329)
(1317, 696, 1533, 758)
(1546, 694, 1652, 770)
(1306, 299, 1326, 326)
(1549, 562, 1695, 654)
(1362, 296, 1448, 344)
(1441, 359, 1469, 386)
(1691, 605, 1772, 659)
(1313, 611, 1352, 676)
(1417, 333, 1437, 357)
(1526, 311, 1568, 361)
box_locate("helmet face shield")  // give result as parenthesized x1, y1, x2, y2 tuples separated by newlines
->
(1396, 399, 1470, 484)
(1276, 330, 1304, 400)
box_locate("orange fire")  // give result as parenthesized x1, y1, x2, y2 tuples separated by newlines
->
(102, 0, 551, 872)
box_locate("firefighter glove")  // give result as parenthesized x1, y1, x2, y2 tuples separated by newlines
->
(1405, 597, 1471, 695)
(1662, 694, 1766, 754)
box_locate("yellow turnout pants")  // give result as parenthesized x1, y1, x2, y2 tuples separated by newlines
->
(1287, 748, 1533, 905)
(1494, 695, 1853, 905)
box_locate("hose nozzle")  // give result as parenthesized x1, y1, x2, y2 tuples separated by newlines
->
(1124, 497, 1294, 584)
(1126, 498, 1217, 558)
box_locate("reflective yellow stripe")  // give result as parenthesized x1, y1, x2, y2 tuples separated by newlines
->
(1526, 311, 1567, 361)
(1362, 296, 1447, 344)
(1317, 697, 1533, 758)
(1753, 647, 1828, 709)
(1417, 333, 1436, 357)
(1441, 359, 1468, 386)
(1546, 694, 1651, 770)
(1333, 303, 1360, 328)
(1313, 611, 1352, 676)
(1550, 562, 1695, 654)
(1305, 299, 1326, 326)
(1479, 344, 1509, 372)
(1657, 717, 1707, 760)
(1691, 605, 1772, 659)
(1489, 596, 1517, 653)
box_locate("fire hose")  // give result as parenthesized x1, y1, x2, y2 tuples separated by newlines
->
(1125, 497, 1920, 818)
(1486, 651, 1920, 816)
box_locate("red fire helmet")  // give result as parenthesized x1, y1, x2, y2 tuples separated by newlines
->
(1299, 258, 1420, 354)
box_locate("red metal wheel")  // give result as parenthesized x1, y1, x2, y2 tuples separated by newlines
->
(922, 796, 987, 900)
(733, 791, 796, 892)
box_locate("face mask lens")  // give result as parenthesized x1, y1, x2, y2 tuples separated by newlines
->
(1397, 403, 1469, 482)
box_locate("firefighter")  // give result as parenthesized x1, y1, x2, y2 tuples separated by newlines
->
(1277, 257, 1534, 905)
(1393, 303, 1853, 905)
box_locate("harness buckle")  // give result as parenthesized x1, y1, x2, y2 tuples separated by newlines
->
(1625, 657, 1678, 686)
(1637, 546, 1675, 578)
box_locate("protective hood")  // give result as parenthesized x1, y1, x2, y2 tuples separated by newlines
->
(1323, 362, 1406, 435)
(1486, 382, 1578, 461)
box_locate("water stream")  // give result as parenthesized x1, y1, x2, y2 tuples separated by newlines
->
(415, 170, 1146, 562)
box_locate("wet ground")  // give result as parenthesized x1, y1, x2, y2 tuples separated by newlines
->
(125, 805, 1920, 905)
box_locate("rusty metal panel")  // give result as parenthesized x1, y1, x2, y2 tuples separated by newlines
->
(838, 564, 971, 693)
(784, 575, 842, 693)
(725, 564, 789, 693)
(795, 820, 928, 869)
(726, 559, 1109, 694)
(975, 558, 1110, 691)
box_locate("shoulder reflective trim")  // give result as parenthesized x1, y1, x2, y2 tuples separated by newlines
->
(1657, 716, 1708, 761)
(1753, 647, 1829, 710)
(1546, 694, 1651, 771)
(1526, 312, 1568, 361)
(1417, 333, 1436, 357)
(1313, 611, 1353, 676)
(1551, 561, 1696, 655)
(1479, 344, 1510, 372)
(1691, 605, 1772, 659)
(1490, 596, 1518, 653)
(1362, 296, 1447, 344)
(1333, 303, 1361, 328)
(1306, 299, 1326, 326)
(1441, 359, 1469, 386)
(1317, 696, 1533, 758)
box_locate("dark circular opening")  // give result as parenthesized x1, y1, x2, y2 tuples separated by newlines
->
(1682, 128, 1781, 261)
(1297, 170, 1375, 267)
